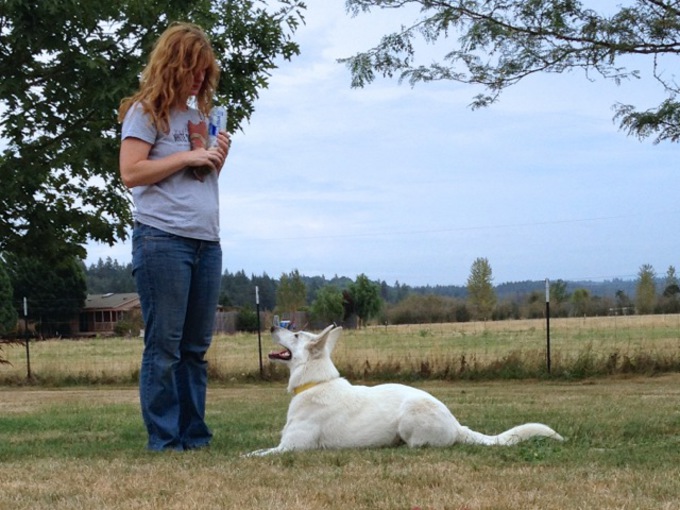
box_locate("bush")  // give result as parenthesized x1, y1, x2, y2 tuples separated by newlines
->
(387, 294, 466, 324)
(113, 309, 144, 337)
(237, 307, 259, 332)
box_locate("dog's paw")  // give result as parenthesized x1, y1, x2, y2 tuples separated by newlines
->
(241, 448, 273, 458)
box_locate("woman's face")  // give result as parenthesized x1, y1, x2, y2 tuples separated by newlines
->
(189, 68, 206, 97)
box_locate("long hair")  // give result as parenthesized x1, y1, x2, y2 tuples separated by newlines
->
(118, 22, 220, 132)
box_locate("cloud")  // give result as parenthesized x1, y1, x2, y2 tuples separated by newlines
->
(87, 0, 680, 287)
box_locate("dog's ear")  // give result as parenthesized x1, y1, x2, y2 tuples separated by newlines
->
(309, 324, 342, 354)
(325, 326, 342, 353)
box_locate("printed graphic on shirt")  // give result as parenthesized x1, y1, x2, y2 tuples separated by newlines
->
(173, 130, 190, 143)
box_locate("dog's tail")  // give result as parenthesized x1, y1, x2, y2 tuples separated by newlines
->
(458, 423, 564, 446)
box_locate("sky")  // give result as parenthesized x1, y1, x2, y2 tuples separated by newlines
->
(86, 0, 679, 287)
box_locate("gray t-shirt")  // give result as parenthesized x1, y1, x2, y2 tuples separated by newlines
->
(121, 103, 220, 242)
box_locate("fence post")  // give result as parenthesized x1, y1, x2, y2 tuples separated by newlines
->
(255, 286, 263, 378)
(24, 297, 32, 380)
(545, 279, 551, 374)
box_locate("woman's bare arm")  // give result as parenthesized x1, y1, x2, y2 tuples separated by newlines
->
(119, 137, 223, 188)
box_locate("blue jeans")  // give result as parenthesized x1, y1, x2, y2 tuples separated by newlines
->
(132, 223, 222, 451)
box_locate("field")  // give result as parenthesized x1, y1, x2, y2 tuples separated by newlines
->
(1, 376, 679, 509)
(1, 314, 679, 383)
(1, 315, 679, 509)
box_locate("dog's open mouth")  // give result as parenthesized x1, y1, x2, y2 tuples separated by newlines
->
(268, 348, 292, 361)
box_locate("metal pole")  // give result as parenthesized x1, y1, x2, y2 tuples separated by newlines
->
(255, 286, 263, 378)
(545, 279, 551, 374)
(24, 297, 31, 380)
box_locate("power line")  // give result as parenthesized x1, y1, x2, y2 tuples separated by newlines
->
(239, 210, 680, 242)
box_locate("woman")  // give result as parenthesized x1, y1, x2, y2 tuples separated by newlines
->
(118, 22, 231, 451)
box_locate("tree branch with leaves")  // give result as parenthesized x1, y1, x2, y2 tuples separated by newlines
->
(341, 0, 679, 143)
(0, 0, 306, 259)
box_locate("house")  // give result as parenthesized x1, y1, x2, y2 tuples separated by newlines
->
(78, 293, 141, 336)
(76, 294, 269, 337)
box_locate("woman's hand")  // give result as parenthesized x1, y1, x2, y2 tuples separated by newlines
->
(212, 131, 232, 173)
(186, 146, 223, 170)
(120, 134, 232, 188)
(120, 131, 232, 188)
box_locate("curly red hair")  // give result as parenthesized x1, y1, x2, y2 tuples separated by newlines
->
(119, 22, 220, 132)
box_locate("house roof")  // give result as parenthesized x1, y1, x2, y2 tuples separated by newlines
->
(84, 293, 140, 311)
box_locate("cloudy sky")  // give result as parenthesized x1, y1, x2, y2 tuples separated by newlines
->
(87, 0, 679, 287)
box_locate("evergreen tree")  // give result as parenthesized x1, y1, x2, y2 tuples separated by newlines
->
(86, 258, 135, 294)
(663, 265, 679, 296)
(276, 269, 307, 316)
(252, 273, 277, 310)
(219, 270, 253, 308)
(660, 265, 680, 313)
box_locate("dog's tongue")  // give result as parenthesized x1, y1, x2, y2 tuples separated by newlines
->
(268, 349, 292, 361)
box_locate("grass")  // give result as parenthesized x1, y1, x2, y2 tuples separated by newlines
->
(1, 315, 678, 507)
(2, 314, 679, 384)
(1, 375, 680, 509)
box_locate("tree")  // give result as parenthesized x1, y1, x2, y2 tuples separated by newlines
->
(348, 274, 382, 327)
(0, 0, 306, 259)
(252, 273, 278, 311)
(311, 286, 345, 325)
(550, 279, 569, 305)
(0, 257, 18, 337)
(342, 0, 680, 143)
(571, 288, 591, 316)
(659, 265, 680, 313)
(615, 289, 633, 313)
(276, 269, 307, 316)
(466, 257, 496, 320)
(86, 257, 135, 294)
(524, 291, 545, 319)
(0, 257, 17, 365)
(5, 252, 87, 337)
(548, 279, 570, 316)
(663, 265, 679, 295)
(635, 263, 657, 314)
(236, 306, 260, 333)
(219, 269, 254, 308)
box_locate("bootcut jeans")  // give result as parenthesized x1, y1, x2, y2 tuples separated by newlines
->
(132, 222, 222, 451)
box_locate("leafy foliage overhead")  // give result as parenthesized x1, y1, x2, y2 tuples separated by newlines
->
(0, 0, 306, 259)
(341, 0, 680, 143)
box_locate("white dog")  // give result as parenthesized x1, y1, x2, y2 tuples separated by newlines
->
(247, 325, 563, 456)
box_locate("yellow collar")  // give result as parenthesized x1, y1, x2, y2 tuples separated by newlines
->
(293, 381, 322, 395)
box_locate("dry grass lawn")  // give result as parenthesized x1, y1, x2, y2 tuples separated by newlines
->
(1, 374, 679, 509)
(2, 314, 679, 383)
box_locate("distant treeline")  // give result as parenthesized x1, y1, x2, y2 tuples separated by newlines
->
(85, 257, 643, 310)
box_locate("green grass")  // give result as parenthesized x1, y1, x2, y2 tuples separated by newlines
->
(1, 376, 679, 509)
